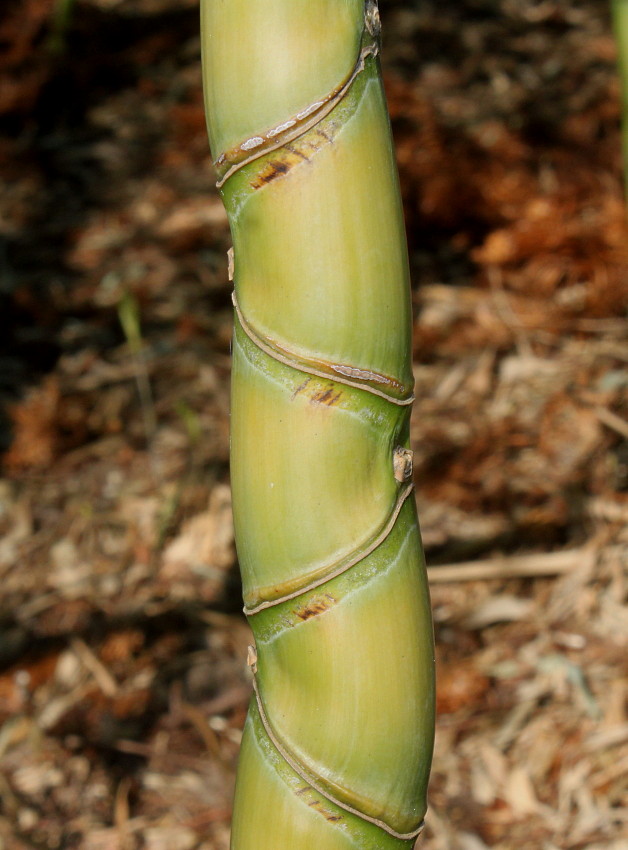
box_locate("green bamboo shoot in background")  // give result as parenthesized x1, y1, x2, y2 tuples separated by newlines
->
(613, 0, 628, 196)
(201, 1, 435, 846)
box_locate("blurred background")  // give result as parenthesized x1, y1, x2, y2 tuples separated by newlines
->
(0, 0, 626, 848)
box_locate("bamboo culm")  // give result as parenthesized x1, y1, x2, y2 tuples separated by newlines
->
(201, 2, 435, 847)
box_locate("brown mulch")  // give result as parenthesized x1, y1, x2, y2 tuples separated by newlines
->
(0, 1, 626, 848)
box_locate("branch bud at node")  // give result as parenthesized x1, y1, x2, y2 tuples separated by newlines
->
(393, 447, 414, 482)
(365, 1, 381, 39)
(246, 644, 258, 674)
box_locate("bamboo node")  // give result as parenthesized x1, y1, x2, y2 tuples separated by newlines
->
(244, 483, 415, 615)
(412, 823, 426, 847)
(393, 447, 414, 482)
(233, 292, 414, 405)
(213, 33, 379, 188)
(252, 674, 425, 841)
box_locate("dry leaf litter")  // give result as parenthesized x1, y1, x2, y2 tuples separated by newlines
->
(0, 1, 626, 848)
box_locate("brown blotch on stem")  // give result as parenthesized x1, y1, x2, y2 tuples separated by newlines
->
(251, 159, 290, 188)
(313, 388, 332, 405)
(250, 128, 332, 190)
(310, 386, 343, 407)
(284, 143, 310, 162)
(315, 127, 333, 144)
(295, 593, 336, 621)
(291, 378, 312, 400)
(214, 41, 378, 188)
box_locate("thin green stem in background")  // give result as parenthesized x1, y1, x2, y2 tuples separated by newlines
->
(118, 289, 157, 445)
(612, 0, 628, 197)
(47, 0, 77, 55)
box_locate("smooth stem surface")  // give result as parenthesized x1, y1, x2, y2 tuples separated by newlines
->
(201, 2, 435, 847)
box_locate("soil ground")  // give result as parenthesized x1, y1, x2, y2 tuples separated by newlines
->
(0, 1, 626, 848)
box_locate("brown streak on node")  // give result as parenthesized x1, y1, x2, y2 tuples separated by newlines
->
(292, 378, 311, 399)
(325, 815, 343, 822)
(284, 143, 310, 162)
(295, 594, 336, 621)
(309, 387, 343, 407)
(251, 159, 290, 189)
(312, 388, 333, 405)
(316, 128, 333, 143)
(295, 787, 309, 796)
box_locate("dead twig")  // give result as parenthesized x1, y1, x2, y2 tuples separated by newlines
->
(70, 637, 118, 697)
(427, 547, 593, 584)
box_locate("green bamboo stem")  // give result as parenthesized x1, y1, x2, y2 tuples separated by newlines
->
(612, 0, 628, 197)
(201, 2, 435, 847)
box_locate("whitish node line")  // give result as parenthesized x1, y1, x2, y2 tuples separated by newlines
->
(214, 39, 379, 188)
(233, 293, 415, 407)
(244, 482, 415, 616)
(248, 660, 425, 842)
